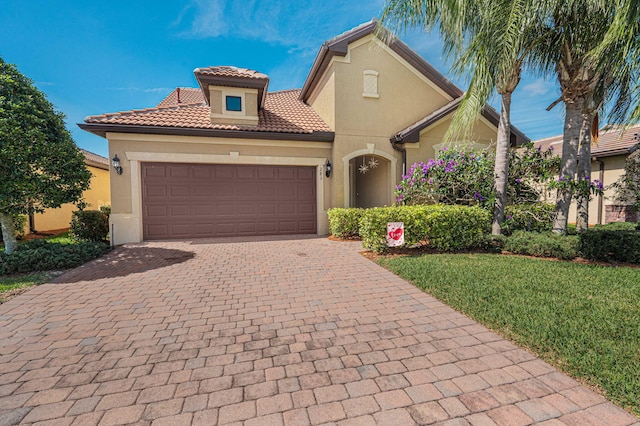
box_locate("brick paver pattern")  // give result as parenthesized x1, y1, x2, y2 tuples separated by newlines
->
(0, 236, 637, 425)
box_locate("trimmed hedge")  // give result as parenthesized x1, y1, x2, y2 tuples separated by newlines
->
(0, 240, 110, 275)
(579, 225, 640, 263)
(328, 208, 364, 238)
(359, 204, 490, 253)
(70, 210, 109, 242)
(504, 231, 579, 260)
(503, 203, 554, 235)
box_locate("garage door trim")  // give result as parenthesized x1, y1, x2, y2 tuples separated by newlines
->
(114, 151, 328, 243)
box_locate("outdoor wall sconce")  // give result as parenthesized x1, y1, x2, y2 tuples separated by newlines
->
(325, 160, 332, 178)
(112, 154, 123, 175)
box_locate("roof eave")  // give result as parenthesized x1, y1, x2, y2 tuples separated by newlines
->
(391, 99, 530, 146)
(78, 123, 335, 142)
(301, 21, 464, 103)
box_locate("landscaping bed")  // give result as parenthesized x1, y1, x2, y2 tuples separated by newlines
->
(0, 231, 110, 303)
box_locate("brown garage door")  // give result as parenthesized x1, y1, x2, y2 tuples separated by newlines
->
(141, 163, 316, 240)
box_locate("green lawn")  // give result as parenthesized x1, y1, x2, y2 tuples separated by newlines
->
(0, 272, 59, 303)
(377, 253, 640, 416)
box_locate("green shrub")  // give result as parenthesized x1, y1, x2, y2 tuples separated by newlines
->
(70, 210, 109, 242)
(328, 208, 364, 238)
(592, 221, 638, 231)
(578, 226, 640, 263)
(359, 204, 490, 253)
(0, 240, 110, 275)
(504, 231, 578, 260)
(13, 215, 27, 240)
(502, 203, 554, 235)
(99, 205, 112, 216)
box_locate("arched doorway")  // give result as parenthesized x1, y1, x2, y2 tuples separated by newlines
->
(349, 154, 390, 208)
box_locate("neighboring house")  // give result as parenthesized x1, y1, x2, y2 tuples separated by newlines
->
(26, 149, 110, 234)
(534, 125, 640, 225)
(79, 21, 528, 244)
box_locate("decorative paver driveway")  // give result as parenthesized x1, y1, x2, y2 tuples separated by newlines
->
(0, 236, 637, 425)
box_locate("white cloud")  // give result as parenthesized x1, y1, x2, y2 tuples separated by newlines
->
(521, 78, 552, 96)
(174, 0, 384, 51)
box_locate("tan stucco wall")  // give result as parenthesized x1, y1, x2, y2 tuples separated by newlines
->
(567, 155, 627, 225)
(316, 35, 467, 208)
(307, 66, 336, 131)
(410, 115, 498, 168)
(210, 86, 259, 126)
(30, 165, 111, 233)
(333, 36, 454, 137)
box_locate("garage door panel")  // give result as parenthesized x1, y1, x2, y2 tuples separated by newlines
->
(145, 206, 167, 217)
(145, 186, 167, 198)
(168, 165, 190, 178)
(278, 221, 296, 233)
(170, 205, 191, 217)
(144, 166, 167, 177)
(192, 185, 217, 197)
(142, 163, 316, 240)
(193, 167, 212, 178)
(214, 168, 234, 179)
(298, 220, 316, 233)
(236, 184, 258, 198)
(238, 222, 258, 234)
(193, 205, 214, 216)
(169, 185, 191, 197)
(299, 203, 315, 214)
(236, 168, 257, 179)
(297, 168, 315, 180)
(258, 168, 276, 179)
(278, 204, 296, 215)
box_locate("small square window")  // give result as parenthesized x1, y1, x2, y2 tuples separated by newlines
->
(226, 96, 242, 112)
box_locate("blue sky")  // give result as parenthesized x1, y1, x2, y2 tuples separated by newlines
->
(1, 1, 565, 158)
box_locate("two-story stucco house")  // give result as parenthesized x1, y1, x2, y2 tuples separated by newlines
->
(80, 21, 528, 244)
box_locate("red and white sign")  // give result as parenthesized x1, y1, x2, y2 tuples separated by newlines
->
(386, 222, 404, 247)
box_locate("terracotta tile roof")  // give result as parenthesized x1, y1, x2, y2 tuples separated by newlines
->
(156, 88, 204, 107)
(534, 124, 640, 158)
(194, 66, 268, 80)
(80, 149, 109, 170)
(83, 89, 331, 136)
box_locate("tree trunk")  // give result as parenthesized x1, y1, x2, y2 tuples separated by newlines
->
(576, 112, 594, 232)
(0, 213, 18, 255)
(552, 96, 584, 234)
(492, 92, 512, 235)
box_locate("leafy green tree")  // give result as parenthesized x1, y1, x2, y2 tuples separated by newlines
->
(0, 57, 90, 254)
(381, 0, 543, 235)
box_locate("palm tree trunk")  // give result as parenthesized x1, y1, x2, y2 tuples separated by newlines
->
(492, 92, 512, 235)
(0, 213, 18, 255)
(552, 96, 584, 234)
(576, 112, 594, 232)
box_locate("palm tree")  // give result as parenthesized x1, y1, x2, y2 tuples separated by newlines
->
(541, 1, 638, 233)
(380, 0, 542, 235)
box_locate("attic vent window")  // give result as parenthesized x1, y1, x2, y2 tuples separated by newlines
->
(226, 96, 242, 112)
(363, 70, 379, 98)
